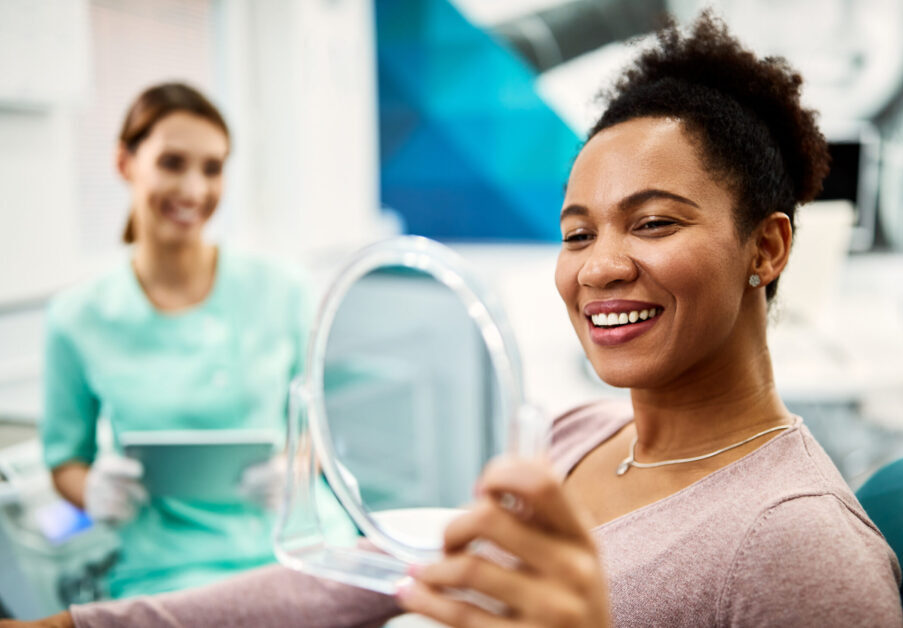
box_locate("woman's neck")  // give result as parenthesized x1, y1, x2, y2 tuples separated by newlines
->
(132, 240, 218, 311)
(629, 330, 792, 461)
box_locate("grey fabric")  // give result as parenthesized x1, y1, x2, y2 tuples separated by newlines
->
(72, 399, 903, 627)
(551, 400, 903, 627)
(72, 563, 399, 628)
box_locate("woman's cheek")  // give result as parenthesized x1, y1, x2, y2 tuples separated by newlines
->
(554, 253, 577, 303)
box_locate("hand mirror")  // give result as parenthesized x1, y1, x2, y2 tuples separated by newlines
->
(273, 236, 545, 594)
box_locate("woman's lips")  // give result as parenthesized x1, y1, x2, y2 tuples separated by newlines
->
(587, 315, 660, 346)
(160, 201, 206, 227)
(583, 300, 663, 347)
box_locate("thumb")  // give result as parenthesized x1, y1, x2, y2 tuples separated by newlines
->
(97, 455, 144, 480)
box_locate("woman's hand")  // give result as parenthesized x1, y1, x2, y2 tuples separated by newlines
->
(397, 456, 610, 627)
(84, 455, 147, 524)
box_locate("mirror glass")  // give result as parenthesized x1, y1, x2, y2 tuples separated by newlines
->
(322, 266, 503, 546)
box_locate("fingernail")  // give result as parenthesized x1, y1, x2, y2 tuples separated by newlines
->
(473, 480, 485, 497)
(395, 576, 415, 601)
(406, 563, 423, 578)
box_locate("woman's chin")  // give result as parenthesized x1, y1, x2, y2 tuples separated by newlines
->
(151, 222, 206, 246)
(589, 361, 665, 391)
(595, 373, 640, 390)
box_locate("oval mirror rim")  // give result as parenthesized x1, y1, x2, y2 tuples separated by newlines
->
(304, 235, 525, 564)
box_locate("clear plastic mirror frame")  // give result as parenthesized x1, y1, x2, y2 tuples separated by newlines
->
(273, 236, 547, 594)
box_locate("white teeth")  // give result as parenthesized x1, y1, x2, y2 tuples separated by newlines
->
(591, 308, 661, 328)
(168, 203, 200, 222)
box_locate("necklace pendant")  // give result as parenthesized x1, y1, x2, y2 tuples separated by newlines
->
(616, 460, 631, 476)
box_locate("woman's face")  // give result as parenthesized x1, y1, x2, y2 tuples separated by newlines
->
(120, 112, 228, 246)
(555, 116, 756, 390)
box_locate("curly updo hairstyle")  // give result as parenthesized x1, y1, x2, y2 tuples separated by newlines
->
(590, 11, 830, 300)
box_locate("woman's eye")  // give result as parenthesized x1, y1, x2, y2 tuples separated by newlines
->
(159, 155, 185, 171)
(562, 231, 594, 247)
(636, 218, 678, 233)
(203, 161, 223, 177)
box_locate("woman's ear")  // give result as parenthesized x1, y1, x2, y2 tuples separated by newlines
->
(751, 212, 793, 287)
(116, 143, 133, 181)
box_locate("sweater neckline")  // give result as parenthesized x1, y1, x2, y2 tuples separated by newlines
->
(576, 413, 804, 534)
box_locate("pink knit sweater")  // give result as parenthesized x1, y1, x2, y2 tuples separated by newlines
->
(71, 399, 903, 627)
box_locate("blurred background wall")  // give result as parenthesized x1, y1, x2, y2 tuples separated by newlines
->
(2, 0, 903, 617)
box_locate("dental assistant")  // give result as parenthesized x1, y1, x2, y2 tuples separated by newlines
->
(40, 83, 354, 599)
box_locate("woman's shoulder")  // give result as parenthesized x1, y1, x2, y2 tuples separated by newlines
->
(547, 397, 633, 477)
(710, 424, 902, 623)
(717, 489, 902, 625)
(678, 422, 875, 539)
(47, 263, 135, 331)
(218, 247, 312, 298)
(741, 423, 867, 518)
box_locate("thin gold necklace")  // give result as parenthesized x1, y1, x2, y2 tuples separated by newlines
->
(616, 424, 793, 476)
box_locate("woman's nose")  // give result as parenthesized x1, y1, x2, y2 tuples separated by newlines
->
(576, 238, 638, 288)
(178, 169, 207, 203)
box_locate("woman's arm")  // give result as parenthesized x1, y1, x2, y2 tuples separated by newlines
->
(398, 456, 611, 627)
(41, 307, 100, 472)
(0, 564, 402, 627)
(51, 456, 146, 525)
(65, 564, 400, 628)
(51, 462, 89, 509)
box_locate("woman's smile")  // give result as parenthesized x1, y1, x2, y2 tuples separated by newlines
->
(584, 300, 663, 346)
(159, 199, 209, 227)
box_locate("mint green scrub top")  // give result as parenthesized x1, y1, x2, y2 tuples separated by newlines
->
(41, 249, 357, 598)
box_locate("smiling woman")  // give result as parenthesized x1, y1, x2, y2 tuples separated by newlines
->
(557, 115, 767, 388)
(7, 12, 902, 628)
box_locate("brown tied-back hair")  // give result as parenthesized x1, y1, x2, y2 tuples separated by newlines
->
(589, 11, 831, 300)
(118, 83, 230, 243)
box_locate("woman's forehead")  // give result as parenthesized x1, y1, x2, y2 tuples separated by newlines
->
(143, 112, 229, 156)
(566, 117, 722, 205)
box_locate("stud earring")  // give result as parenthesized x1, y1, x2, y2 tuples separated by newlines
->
(748, 274, 761, 287)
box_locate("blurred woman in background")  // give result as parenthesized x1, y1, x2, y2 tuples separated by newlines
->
(40, 83, 355, 599)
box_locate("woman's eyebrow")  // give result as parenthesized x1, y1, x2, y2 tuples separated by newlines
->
(560, 205, 589, 221)
(618, 188, 700, 211)
(560, 189, 699, 222)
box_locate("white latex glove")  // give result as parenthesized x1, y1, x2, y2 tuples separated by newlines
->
(239, 456, 362, 511)
(84, 455, 148, 525)
(239, 456, 286, 511)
